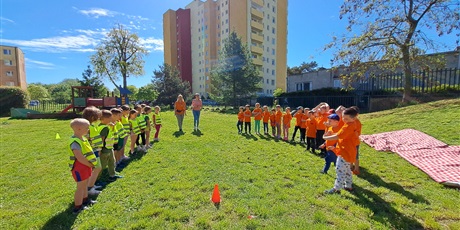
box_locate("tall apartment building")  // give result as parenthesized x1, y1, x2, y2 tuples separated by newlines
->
(163, 0, 287, 97)
(0, 45, 27, 90)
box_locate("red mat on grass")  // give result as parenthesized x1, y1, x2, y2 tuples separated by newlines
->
(360, 129, 460, 187)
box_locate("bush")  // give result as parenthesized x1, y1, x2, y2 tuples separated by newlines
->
(0, 86, 30, 117)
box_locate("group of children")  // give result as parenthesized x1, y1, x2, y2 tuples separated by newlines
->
(68, 104, 163, 214)
(237, 102, 362, 194)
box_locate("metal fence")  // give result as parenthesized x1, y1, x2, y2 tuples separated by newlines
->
(27, 100, 72, 113)
(358, 68, 460, 94)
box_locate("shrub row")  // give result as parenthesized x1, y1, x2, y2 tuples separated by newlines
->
(0, 86, 29, 117)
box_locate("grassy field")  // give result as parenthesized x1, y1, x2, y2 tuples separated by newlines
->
(1, 99, 459, 229)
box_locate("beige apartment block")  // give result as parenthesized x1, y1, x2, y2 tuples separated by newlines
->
(0, 45, 27, 90)
(164, 0, 287, 97)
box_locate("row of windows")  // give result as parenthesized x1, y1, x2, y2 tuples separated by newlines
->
(3, 49, 12, 55)
(4, 60, 13, 66)
(5, 71, 13, 76)
(199, 84, 210, 89)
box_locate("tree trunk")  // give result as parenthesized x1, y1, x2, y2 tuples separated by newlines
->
(401, 46, 412, 103)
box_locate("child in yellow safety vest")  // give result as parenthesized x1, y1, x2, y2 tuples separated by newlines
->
(68, 118, 98, 214)
(143, 106, 153, 148)
(81, 106, 102, 196)
(153, 106, 162, 141)
(99, 110, 123, 182)
(120, 105, 131, 161)
(128, 109, 140, 155)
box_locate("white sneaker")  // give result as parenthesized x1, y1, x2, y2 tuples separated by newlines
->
(154, 138, 159, 141)
(88, 187, 101, 195)
(121, 156, 130, 161)
(93, 185, 103, 190)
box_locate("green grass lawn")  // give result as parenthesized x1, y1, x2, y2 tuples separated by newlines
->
(1, 99, 459, 229)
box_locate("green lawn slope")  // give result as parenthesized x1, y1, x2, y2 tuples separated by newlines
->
(0, 98, 459, 229)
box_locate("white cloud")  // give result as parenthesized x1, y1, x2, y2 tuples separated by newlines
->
(1, 17, 15, 24)
(139, 37, 164, 52)
(25, 58, 56, 69)
(77, 7, 116, 18)
(2, 34, 98, 53)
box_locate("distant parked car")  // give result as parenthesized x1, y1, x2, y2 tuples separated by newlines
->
(202, 99, 218, 106)
(29, 100, 39, 106)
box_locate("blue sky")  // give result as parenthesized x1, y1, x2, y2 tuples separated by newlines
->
(1, 0, 457, 90)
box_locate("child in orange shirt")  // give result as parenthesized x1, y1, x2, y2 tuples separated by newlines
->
(319, 114, 341, 174)
(243, 105, 252, 134)
(269, 108, 276, 137)
(299, 107, 309, 144)
(323, 108, 359, 194)
(350, 106, 362, 175)
(315, 104, 329, 155)
(262, 105, 270, 135)
(252, 103, 263, 135)
(237, 106, 244, 134)
(291, 106, 303, 142)
(305, 111, 317, 153)
(275, 105, 283, 139)
(282, 107, 292, 141)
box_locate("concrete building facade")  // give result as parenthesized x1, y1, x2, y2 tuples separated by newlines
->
(163, 0, 287, 97)
(0, 45, 27, 90)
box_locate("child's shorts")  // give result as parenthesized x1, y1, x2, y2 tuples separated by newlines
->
(71, 160, 92, 182)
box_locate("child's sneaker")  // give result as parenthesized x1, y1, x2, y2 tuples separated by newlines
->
(93, 184, 103, 190)
(344, 187, 353, 192)
(83, 198, 98, 206)
(88, 187, 101, 196)
(72, 205, 89, 215)
(121, 155, 130, 161)
(324, 188, 341, 194)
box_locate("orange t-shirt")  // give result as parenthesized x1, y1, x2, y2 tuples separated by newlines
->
(269, 113, 276, 126)
(315, 113, 328, 130)
(275, 110, 283, 123)
(306, 118, 317, 138)
(174, 101, 186, 115)
(325, 126, 341, 147)
(262, 111, 270, 123)
(253, 108, 263, 121)
(243, 110, 252, 122)
(237, 111, 244, 121)
(334, 121, 358, 163)
(300, 114, 308, 129)
(283, 112, 292, 127)
(294, 112, 303, 126)
(354, 118, 362, 146)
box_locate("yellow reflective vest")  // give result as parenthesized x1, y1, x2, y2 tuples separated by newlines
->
(99, 124, 116, 149)
(154, 112, 162, 125)
(137, 114, 147, 129)
(115, 121, 127, 138)
(68, 136, 97, 169)
(121, 115, 130, 136)
(130, 119, 141, 135)
(89, 124, 103, 150)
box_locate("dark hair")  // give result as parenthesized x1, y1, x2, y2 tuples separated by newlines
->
(82, 106, 101, 123)
(350, 106, 360, 114)
(110, 108, 122, 114)
(121, 105, 130, 111)
(101, 109, 112, 119)
(128, 109, 137, 119)
(144, 106, 152, 112)
(343, 108, 358, 118)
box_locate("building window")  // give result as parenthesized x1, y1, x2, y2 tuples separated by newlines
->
(272, 70, 275, 75)
(3, 49, 12, 55)
(206, 68, 209, 73)
(226, 28, 228, 33)
(266, 35, 269, 41)
(198, 28, 201, 32)
(272, 49, 275, 55)
(266, 89, 269, 94)
(296, 82, 312, 91)
(206, 76, 209, 80)
(272, 27, 275, 34)
(271, 80, 275, 85)
(266, 47, 269, 52)
(226, 10, 228, 14)
(6, 82, 15, 86)
(272, 17, 275, 23)
(334, 79, 342, 88)
(266, 68, 269, 73)
(272, 38, 275, 45)
(273, 6, 276, 12)
(272, 59, 275, 65)
(266, 79, 269, 84)
(6, 71, 13, 76)
(4, 60, 13, 66)
(226, 19, 228, 24)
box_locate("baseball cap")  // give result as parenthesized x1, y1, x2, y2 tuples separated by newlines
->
(327, 114, 340, 121)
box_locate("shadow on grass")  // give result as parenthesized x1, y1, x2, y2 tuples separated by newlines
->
(115, 150, 147, 173)
(173, 131, 185, 137)
(242, 133, 258, 141)
(192, 129, 203, 137)
(41, 204, 77, 230)
(349, 184, 424, 229)
(358, 167, 430, 204)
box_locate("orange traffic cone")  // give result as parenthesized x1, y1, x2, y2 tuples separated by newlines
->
(211, 184, 221, 204)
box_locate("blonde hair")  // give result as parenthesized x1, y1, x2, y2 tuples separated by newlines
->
(70, 118, 90, 128)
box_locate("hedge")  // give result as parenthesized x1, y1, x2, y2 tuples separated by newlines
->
(0, 86, 29, 117)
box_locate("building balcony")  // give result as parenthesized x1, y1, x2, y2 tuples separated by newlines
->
(251, 33, 263, 43)
(251, 20, 263, 31)
(251, 7, 263, 19)
(252, 58, 263, 66)
(251, 45, 263, 55)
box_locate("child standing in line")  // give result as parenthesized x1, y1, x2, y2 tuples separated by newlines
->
(252, 103, 263, 135)
(81, 106, 102, 196)
(135, 105, 147, 151)
(275, 105, 283, 139)
(323, 108, 359, 194)
(99, 110, 122, 182)
(237, 106, 244, 134)
(269, 108, 276, 137)
(291, 106, 303, 142)
(119, 105, 131, 161)
(128, 109, 141, 155)
(110, 108, 126, 167)
(315, 104, 329, 155)
(243, 104, 252, 134)
(283, 107, 292, 141)
(143, 106, 152, 148)
(350, 106, 362, 175)
(306, 111, 317, 153)
(262, 105, 270, 135)
(299, 108, 309, 144)
(152, 106, 162, 141)
(319, 114, 341, 174)
(68, 118, 98, 214)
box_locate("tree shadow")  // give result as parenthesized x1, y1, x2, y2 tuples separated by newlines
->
(41, 203, 77, 230)
(348, 185, 424, 229)
(357, 167, 430, 204)
(192, 129, 203, 137)
(173, 131, 185, 137)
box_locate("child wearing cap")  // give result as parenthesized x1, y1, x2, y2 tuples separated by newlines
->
(319, 114, 341, 174)
(323, 108, 359, 194)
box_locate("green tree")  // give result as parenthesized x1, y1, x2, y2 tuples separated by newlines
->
(79, 65, 107, 98)
(47, 79, 79, 103)
(211, 31, 261, 106)
(91, 24, 148, 90)
(287, 61, 318, 75)
(273, 88, 284, 97)
(327, 0, 459, 102)
(136, 84, 158, 102)
(27, 84, 50, 100)
(127, 85, 138, 102)
(152, 63, 191, 106)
